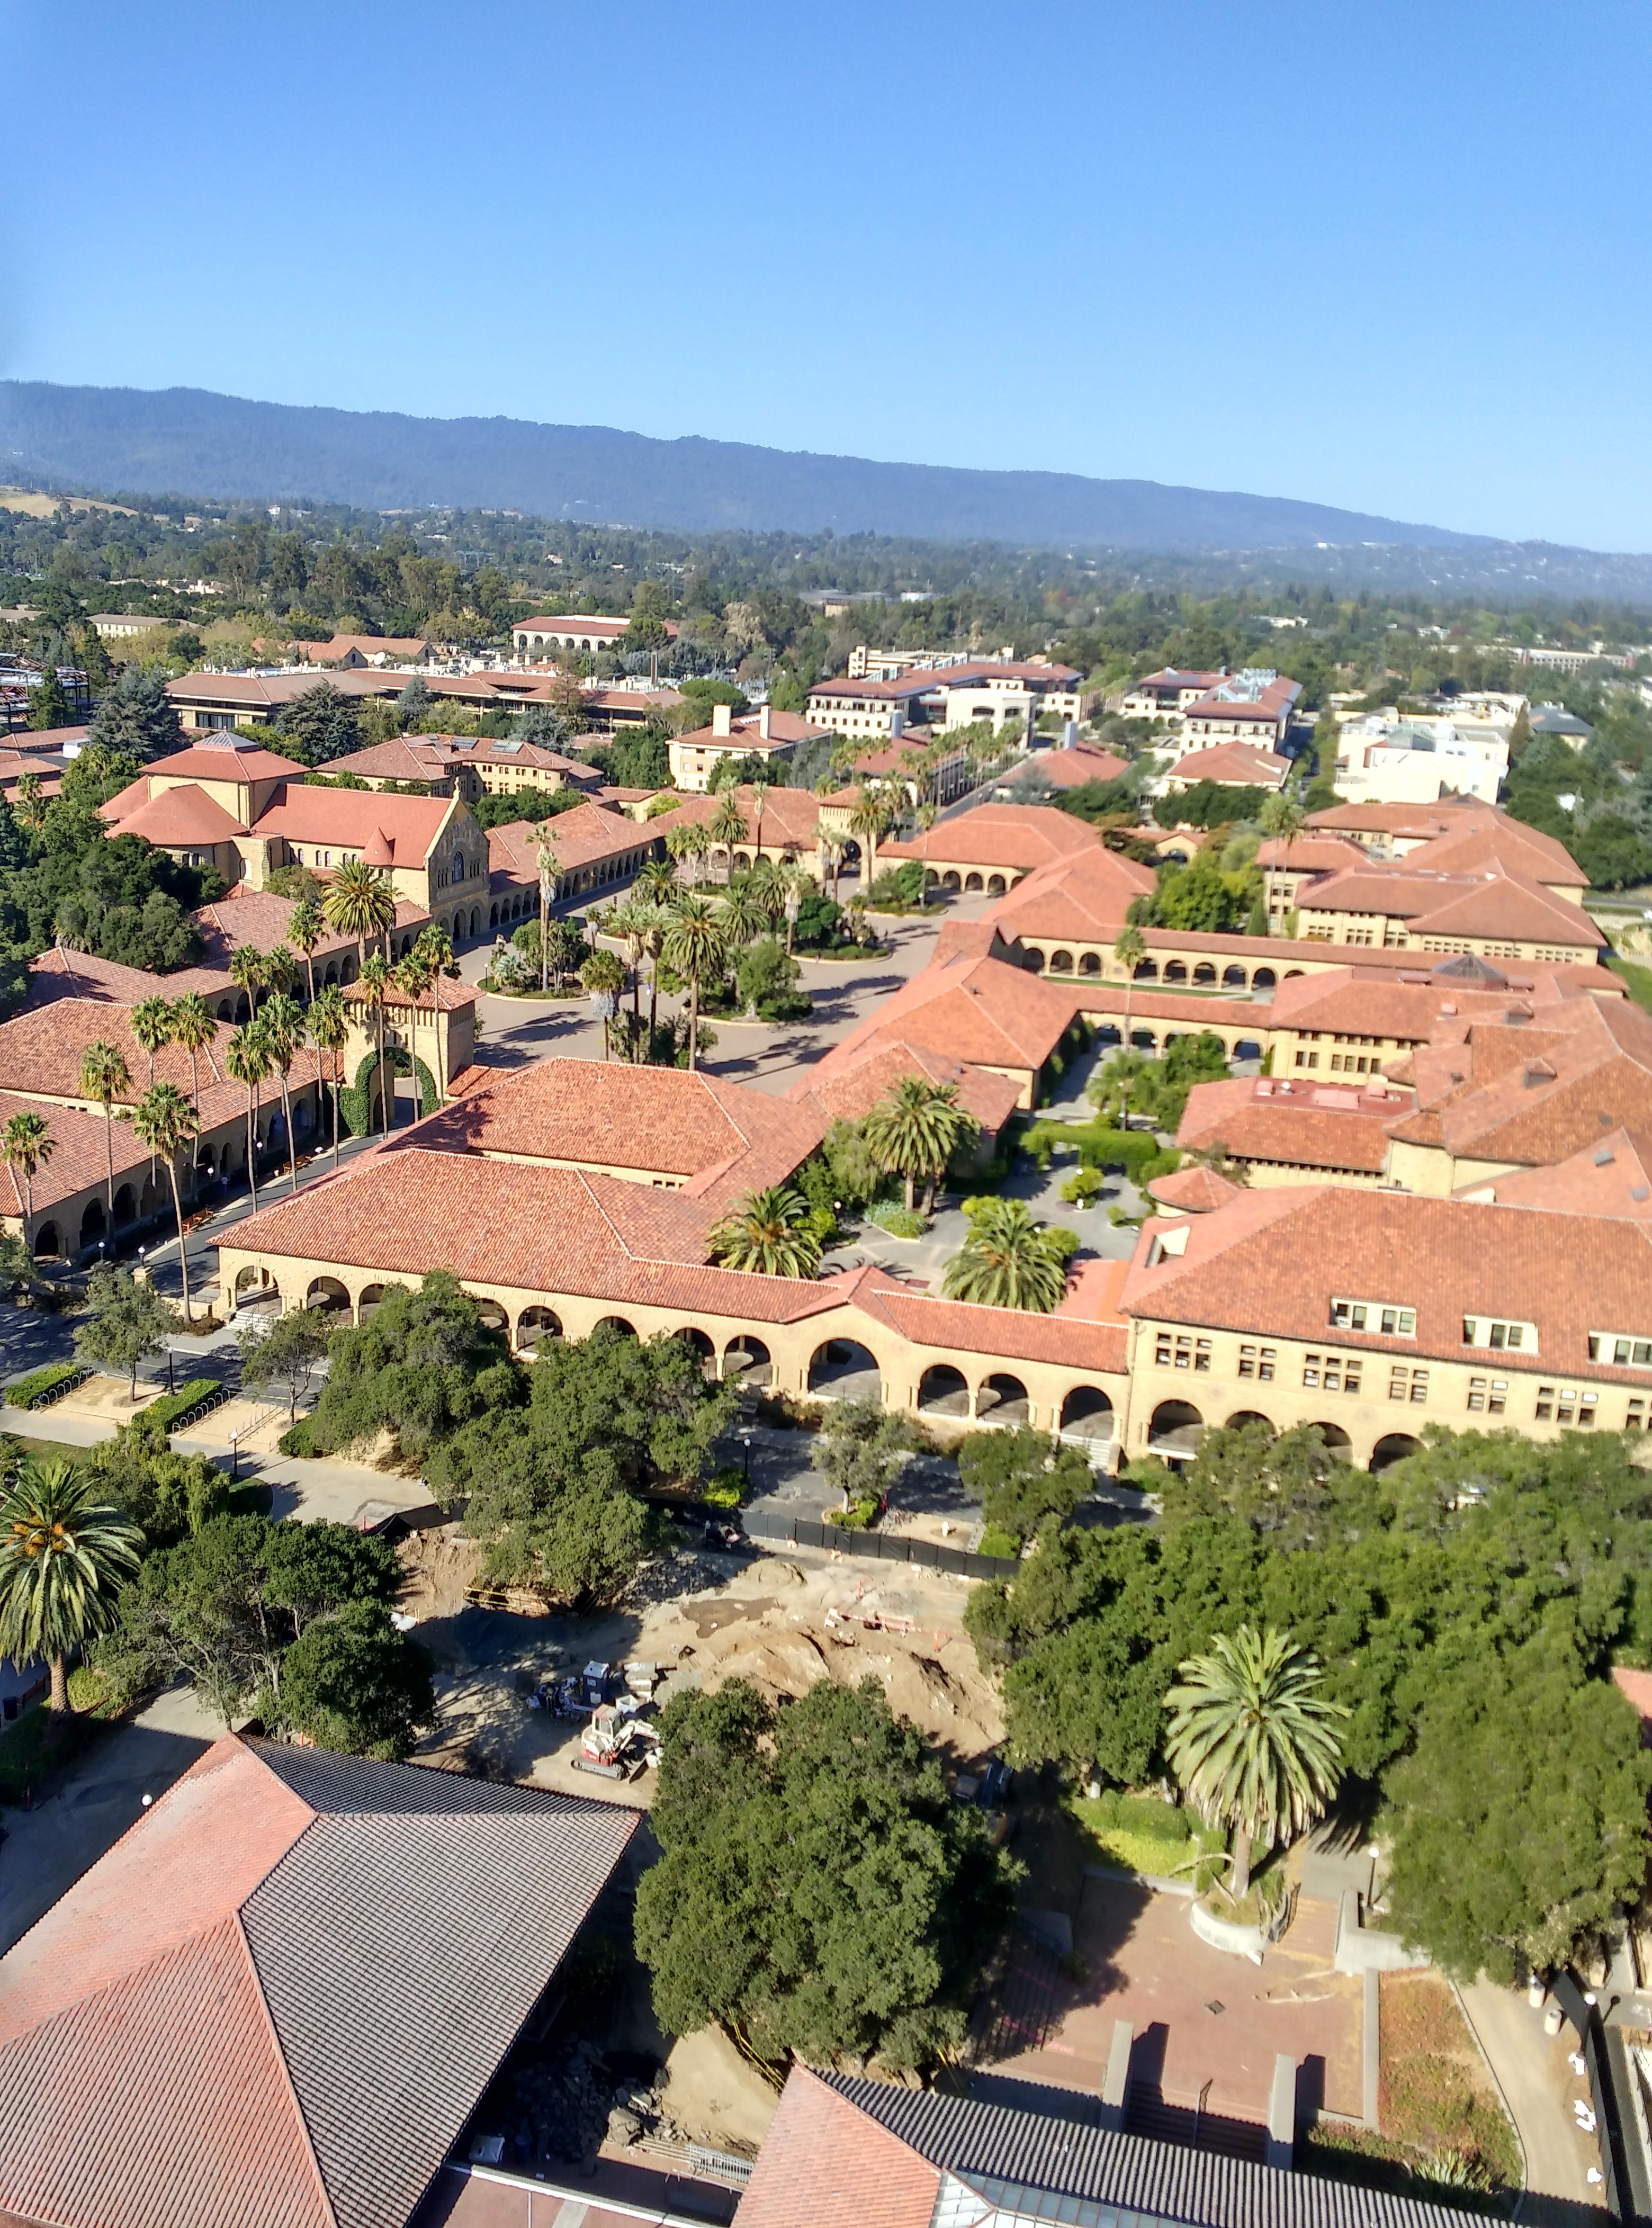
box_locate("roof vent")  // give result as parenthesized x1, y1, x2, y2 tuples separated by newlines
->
(1635, 1186, 1650, 1203)
(1595, 1149, 1615, 1167)
(1522, 1062, 1555, 1088)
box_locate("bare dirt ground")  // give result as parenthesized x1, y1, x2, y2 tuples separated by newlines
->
(397, 1527, 1004, 1802)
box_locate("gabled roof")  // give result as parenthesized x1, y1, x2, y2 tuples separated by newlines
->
(643, 785, 826, 850)
(808, 951, 1085, 1082)
(1177, 1076, 1405, 1175)
(1167, 741, 1290, 785)
(140, 741, 309, 782)
(1388, 994, 1652, 1166)
(103, 783, 247, 845)
(1255, 834, 1369, 873)
(978, 842, 1159, 945)
(793, 1039, 1024, 1138)
(1399, 818, 1586, 889)
(997, 743, 1129, 791)
(0, 1736, 637, 2228)
(1456, 1127, 1652, 1217)
(1147, 1163, 1244, 1214)
(879, 804, 1099, 874)
(252, 788, 457, 864)
(486, 802, 654, 880)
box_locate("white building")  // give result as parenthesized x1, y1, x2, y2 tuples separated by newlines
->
(1333, 715, 1510, 807)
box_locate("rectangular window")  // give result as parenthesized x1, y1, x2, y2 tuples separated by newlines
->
(1629, 1399, 1646, 1431)
(1409, 1371, 1429, 1405)
(1488, 1379, 1506, 1416)
(1333, 1298, 1415, 1336)
(1536, 1386, 1555, 1420)
(1390, 1368, 1412, 1402)
(1588, 1332, 1652, 1367)
(1303, 1354, 1321, 1389)
(1238, 1344, 1257, 1379)
(1468, 1376, 1487, 1412)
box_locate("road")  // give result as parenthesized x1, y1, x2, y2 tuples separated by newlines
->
(1458, 1979, 1605, 2222)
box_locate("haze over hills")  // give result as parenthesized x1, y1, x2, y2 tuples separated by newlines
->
(0, 378, 1493, 554)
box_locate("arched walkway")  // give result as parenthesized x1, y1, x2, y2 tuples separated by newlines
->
(1253, 967, 1276, 989)
(1164, 960, 1187, 984)
(975, 1372, 1030, 1426)
(1080, 952, 1100, 975)
(516, 1305, 562, 1350)
(917, 1362, 969, 1418)
(358, 1282, 391, 1320)
(808, 1337, 881, 1400)
(964, 872, 983, 892)
(475, 1298, 510, 1336)
(79, 1199, 106, 1251)
(1026, 950, 1045, 972)
(592, 1315, 637, 1340)
(1310, 1422, 1353, 1459)
(1370, 1432, 1423, 1472)
(1224, 1409, 1275, 1434)
(1051, 950, 1074, 975)
(113, 1183, 136, 1226)
(1223, 965, 1246, 987)
(1059, 1385, 1114, 1447)
(723, 1334, 771, 1386)
(32, 1221, 60, 1260)
(1148, 1398, 1204, 1462)
(676, 1327, 716, 1373)
(305, 1275, 351, 1315)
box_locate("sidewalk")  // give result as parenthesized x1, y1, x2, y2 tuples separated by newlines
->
(1458, 1978, 1604, 2220)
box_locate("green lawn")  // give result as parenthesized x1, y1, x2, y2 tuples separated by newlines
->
(1608, 953, 1652, 1012)
(1, 1431, 88, 1467)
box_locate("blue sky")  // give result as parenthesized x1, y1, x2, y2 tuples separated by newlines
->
(3, 0, 1648, 549)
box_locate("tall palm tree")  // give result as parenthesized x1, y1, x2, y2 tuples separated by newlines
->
(707, 1184, 821, 1277)
(79, 1039, 130, 1223)
(665, 822, 704, 890)
(416, 922, 455, 975)
(258, 993, 308, 1192)
(287, 899, 325, 1002)
(636, 856, 678, 906)
(848, 787, 895, 889)
(225, 1022, 272, 1213)
(129, 995, 174, 1091)
(132, 1082, 203, 1321)
(715, 887, 768, 953)
(355, 951, 396, 1135)
(662, 895, 728, 1073)
(607, 900, 654, 1020)
(324, 857, 397, 977)
(942, 1198, 1068, 1313)
(263, 943, 298, 1002)
(579, 950, 626, 1060)
(168, 992, 216, 1112)
(863, 1076, 976, 1214)
(531, 822, 560, 991)
(227, 945, 266, 1022)
(394, 946, 436, 1104)
(710, 794, 747, 883)
(1112, 923, 1147, 1104)
(308, 985, 349, 1169)
(0, 1459, 141, 1717)
(1163, 1625, 1348, 1900)
(1, 1112, 53, 1257)
(749, 779, 769, 862)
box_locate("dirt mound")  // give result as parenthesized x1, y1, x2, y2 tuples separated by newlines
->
(397, 1524, 482, 1621)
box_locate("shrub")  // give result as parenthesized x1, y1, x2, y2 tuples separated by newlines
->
(868, 1202, 927, 1238)
(977, 1525, 1023, 1560)
(142, 1378, 222, 1434)
(827, 1494, 881, 1530)
(5, 1362, 82, 1409)
(1060, 1167, 1106, 1206)
(701, 1465, 745, 1510)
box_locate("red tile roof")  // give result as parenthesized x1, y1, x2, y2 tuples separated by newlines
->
(1386, 994, 1652, 1166)
(794, 1040, 1023, 1139)
(643, 786, 827, 851)
(738, 2065, 939, 2228)
(139, 742, 309, 782)
(1455, 1128, 1652, 1217)
(879, 803, 1100, 874)
(999, 742, 1129, 790)
(808, 952, 1085, 1082)
(1255, 834, 1369, 872)
(1177, 1076, 1403, 1174)
(979, 842, 1159, 944)
(1147, 1163, 1244, 1213)
(487, 802, 656, 880)
(1167, 741, 1290, 785)
(0, 996, 321, 1119)
(105, 783, 247, 846)
(253, 787, 457, 865)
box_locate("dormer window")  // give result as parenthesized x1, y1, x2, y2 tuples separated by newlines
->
(1463, 1316, 1538, 1354)
(1331, 1297, 1415, 1337)
(1589, 1332, 1652, 1368)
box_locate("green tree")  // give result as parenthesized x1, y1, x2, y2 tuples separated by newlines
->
(301, 1270, 522, 1463)
(1163, 1624, 1347, 1898)
(28, 668, 73, 732)
(958, 1426, 1093, 1541)
(708, 793, 748, 880)
(322, 856, 397, 975)
(707, 1184, 822, 1276)
(86, 667, 183, 758)
(662, 895, 728, 1072)
(258, 991, 308, 1190)
(308, 984, 349, 1167)
(863, 1076, 976, 1214)
(1, 1110, 54, 1256)
(287, 899, 325, 1003)
(79, 1038, 131, 1222)
(634, 1677, 1016, 2070)
(579, 947, 626, 1060)
(128, 994, 173, 1092)
(225, 1022, 272, 1212)
(130, 1082, 202, 1322)
(168, 990, 216, 1114)
(237, 1306, 333, 1423)
(277, 681, 361, 763)
(0, 1458, 142, 1715)
(817, 1396, 913, 1515)
(75, 1263, 177, 1398)
(356, 951, 394, 1134)
(942, 1198, 1070, 1313)
(228, 944, 266, 1019)
(276, 1598, 434, 1758)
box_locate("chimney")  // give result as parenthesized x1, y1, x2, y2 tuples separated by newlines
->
(891, 707, 906, 738)
(760, 704, 773, 740)
(1063, 720, 1079, 749)
(712, 702, 732, 737)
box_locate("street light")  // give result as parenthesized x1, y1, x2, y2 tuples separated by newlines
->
(739, 1431, 752, 1484)
(229, 1430, 241, 1482)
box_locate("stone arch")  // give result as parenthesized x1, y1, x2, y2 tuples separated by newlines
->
(32, 1221, 59, 1259)
(474, 1298, 510, 1336)
(217, 998, 235, 1019)
(113, 1183, 136, 1226)
(917, 1362, 970, 1418)
(489, 903, 500, 929)
(1148, 1398, 1204, 1461)
(592, 1315, 638, 1340)
(1129, 1026, 1157, 1050)
(1079, 951, 1100, 975)
(358, 1283, 391, 1320)
(1224, 1408, 1275, 1434)
(976, 1372, 1030, 1426)
(1025, 948, 1046, 972)
(1252, 967, 1276, 989)
(139, 1177, 155, 1217)
(79, 1198, 107, 1251)
(942, 870, 962, 891)
(986, 874, 1007, 896)
(1193, 961, 1217, 985)
(1310, 1422, 1353, 1459)
(305, 1275, 351, 1314)
(516, 1304, 562, 1350)
(234, 1264, 268, 1293)
(723, 1334, 771, 1386)
(676, 1327, 717, 1373)
(1223, 964, 1247, 987)
(1059, 1385, 1114, 1445)
(1133, 958, 1157, 980)
(807, 1337, 881, 1399)
(1164, 959, 1187, 983)
(1370, 1432, 1422, 1472)
(1050, 950, 1074, 975)
(1283, 968, 1304, 979)
(321, 964, 339, 989)
(471, 907, 483, 936)
(964, 872, 984, 892)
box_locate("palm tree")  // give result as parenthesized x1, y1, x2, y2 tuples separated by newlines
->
(258, 993, 308, 1192)
(132, 1082, 203, 1321)
(531, 822, 560, 990)
(710, 794, 747, 883)
(607, 900, 654, 1019)
(848, 789, 891, 889)
(0, 1459, 141, 1718)
(264, 943, 298, 1002)
(715, 887, 768, 951)
(778, 861, 810, 954)
(1112, 924, 1148, 1108)
(662, 895, 728, 1073)
(324, 857, 397, 977)
(636, 856, 678, 906)
(2, 1111, 54, 1256)
(227, 945, 266, 1022)
(707, 1185, 822, 1277)
(394, 946, 437, 1103)
(416, 922, 455, 975)
(225, 1022, 272, 1212)
(579, 950, 626, 1060)
(288, 899, 325, 1002)
(942, 1198, 1069, 1313)
(308, 985, 349, 1169)
(129, 995, 174, 1091)
(1163, 1625, 1348, 1900)
(169, 991, 216, 1112)
(79, 1039, 131, 1223)
(863, 1076, 976, 1214)
(749, 779, 769, 862)
(356, 952, 396, 1135)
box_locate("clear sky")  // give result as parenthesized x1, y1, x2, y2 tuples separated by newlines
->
(3, 0, 1648, 550)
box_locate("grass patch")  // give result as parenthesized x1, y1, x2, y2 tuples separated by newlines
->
(0, 1431, 88, 1468)
(1609, 953, 1652, 1013)
(867, 1203, 927, 1239)
(701, 1465, 745, 1511)
(1064, 1790, 1224, 1881)
(1300, 2124, 1512, 2215)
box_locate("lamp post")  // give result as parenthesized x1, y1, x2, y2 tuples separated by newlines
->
(229, 1430, 241, 1483)
(739, 1431, 752, 1485)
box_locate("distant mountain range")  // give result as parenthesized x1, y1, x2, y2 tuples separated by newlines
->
(0, 379, 1494, 553)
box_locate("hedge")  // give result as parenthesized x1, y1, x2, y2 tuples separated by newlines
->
(144, 1378, 223, 1434)
(338, 1047, 438, 1138)
(5, 1362, 84, 1409)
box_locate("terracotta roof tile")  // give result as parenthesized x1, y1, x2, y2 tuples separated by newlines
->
(794, 1041, 1023, 1138)
(1167, 741, 1290, 784)
(977, 843, 1158, 944)
(999, 743, 1129, 790)
(1455, 1127, 1652, 1217)
(739, 2065, 939, 2228)
(104, 784, 247, 845)
(1177, 1076, 1402, 1174)
(487, 803, 656, 879)
(880, 804, 1100, 874)
(1147, 1163, 1244, 1212)
(807, 953, 1084, 1082)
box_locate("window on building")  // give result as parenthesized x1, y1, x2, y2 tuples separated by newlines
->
(1155, 1333, 1210, 1372)
(1462, 1317, 1536, 1352)
(1466, 1377, 1509, 1415)
(1628, 1398, 1647, 1432)
(1332, 1298, 1415, 1336)
(1588, 1332, 1652, 1367)
(1237, 1343, 1276, 1381)
(1390, 1366, 1427, 1403)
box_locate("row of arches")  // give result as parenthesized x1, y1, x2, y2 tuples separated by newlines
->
(39, 1107, 320, 1261)
(1146, 1398, 1422, 1474)
(264, 1280, 1116, 1443)
(932, 869, 1011, 896)
(1091, 1022, 1265, 1061)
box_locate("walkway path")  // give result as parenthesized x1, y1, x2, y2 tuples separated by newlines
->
(1458, 1979, 1604, 2221)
